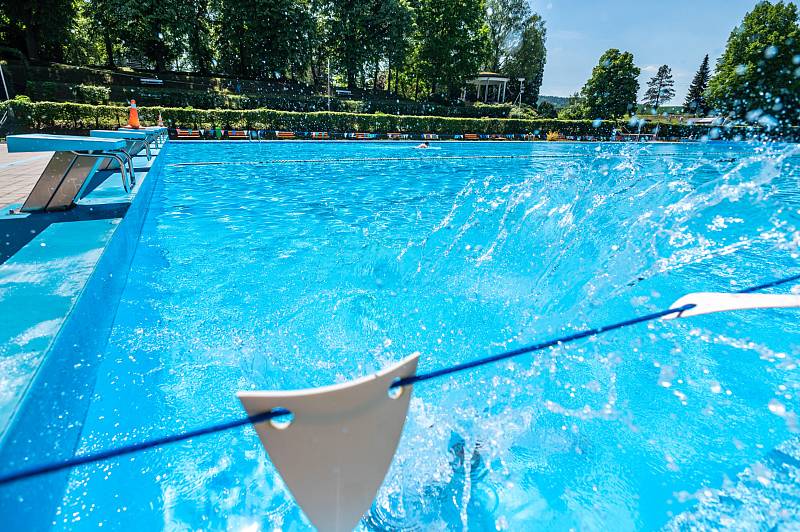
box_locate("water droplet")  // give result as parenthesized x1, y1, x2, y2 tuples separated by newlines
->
(764, 45, 778, 59)
(768, 399, 786, 416)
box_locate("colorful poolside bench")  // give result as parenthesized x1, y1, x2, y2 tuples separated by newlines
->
(227, 130, 249, 140)
(347, 132, 377, 140)
(463, 133, 479, 140)
(6, 134, 134, 212)
(276, 131, 296, 139)
(176, 129, 201, 139)
(422, 133, 439, 140)
(310, 132, 330, 139)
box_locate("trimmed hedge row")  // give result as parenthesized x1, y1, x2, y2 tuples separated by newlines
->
(1, 100, 738, 138)
(24, 80, 514, 117)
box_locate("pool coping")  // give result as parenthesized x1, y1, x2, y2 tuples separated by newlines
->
(0, 143, 171, 528)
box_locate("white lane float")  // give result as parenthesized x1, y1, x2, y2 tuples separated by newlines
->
(237, 289, 800, 531)
(665, 291, 800, 319)
(238, 353, 419, 532)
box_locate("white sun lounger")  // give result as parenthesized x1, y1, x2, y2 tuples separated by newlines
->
(6, 134, 134, 213)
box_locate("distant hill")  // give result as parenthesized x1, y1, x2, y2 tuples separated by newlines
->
(538, 95, 570, 108)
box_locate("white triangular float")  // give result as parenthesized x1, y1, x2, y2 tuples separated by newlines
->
(237, 353, 419, 532)
(665, 291, 800, 319)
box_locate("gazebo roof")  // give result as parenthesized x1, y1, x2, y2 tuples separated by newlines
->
(468, 72, 510, 84)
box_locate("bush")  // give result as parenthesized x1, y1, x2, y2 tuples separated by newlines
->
(26, 81, 110, 104)
(74, 84, 111, 104)
(508, 104, 538, 120)
(0, 100, 760, 139)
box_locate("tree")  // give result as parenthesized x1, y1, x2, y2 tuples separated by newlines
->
(217, 0, 314, 80)
(643, 64, 675, 108)
(485, 0, 530, 72)
(706, 0, 800, 126)
(64, 1, 107, 66)
(504, 14, 547, 105)
(2, 0, 76, 61)
(536, 100, 558, 118)
(558, 91, 589, 119)
(84, 0, 126, 67)
(186, 0, 214, 75)
(416, 0, 489, 97)
(580, 49, 640, 118)
(684, 54, 711, 115)
(380, 0, 414, 95)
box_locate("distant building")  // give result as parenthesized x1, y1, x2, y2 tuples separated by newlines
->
(463, 72, 510, 103)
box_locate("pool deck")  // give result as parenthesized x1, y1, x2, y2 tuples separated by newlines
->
(0, 143, 51, 210)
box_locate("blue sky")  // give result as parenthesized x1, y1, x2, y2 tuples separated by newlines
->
(536, 0, 764, 101)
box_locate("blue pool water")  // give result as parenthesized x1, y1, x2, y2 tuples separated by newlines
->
(9, 141, 800, 529)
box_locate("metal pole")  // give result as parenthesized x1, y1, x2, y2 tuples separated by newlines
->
(0, 64, 9, 100)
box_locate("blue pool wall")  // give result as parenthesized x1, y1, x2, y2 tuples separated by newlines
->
(0, 144, 171, 528)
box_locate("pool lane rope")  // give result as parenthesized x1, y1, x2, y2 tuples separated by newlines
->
(167, 154, 743, 167)
(2, 273, 800, 530)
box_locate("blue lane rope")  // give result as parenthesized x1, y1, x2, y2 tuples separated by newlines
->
(1, 273, 798, 486)
(0, 409, 288, 486)
(737, 272, 800, 293)
(391, 304, 695, 388)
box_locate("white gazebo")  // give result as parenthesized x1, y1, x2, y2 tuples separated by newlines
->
(465, 72, 511, 103)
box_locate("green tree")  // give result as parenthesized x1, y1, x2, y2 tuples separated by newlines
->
(504, 14, 546, 104)
(114, 0, 186, 72)
(684, 54, 711, 115)
(558, 91, 589, 119)
(321, 0, 393, 89)
(485, 0, 530, 72)
(186, 0, 215, 75)
(536, 100, 558, 118)
(416, 0, 489, 97)
(707, 0, 800, 126)
(217, 0, 314, 80)
(381, 0, 414, 95)
(64, 1, 107, 66)
(2, 0, 76, 61)
(643, 64, 675, 108)
(84, 0, 126, 67)
(580, 48, 640, 118)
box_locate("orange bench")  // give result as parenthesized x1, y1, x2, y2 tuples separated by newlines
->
(463, 133, 479, 140)
(227, 130, 249, 140)
(176, 129, 201, 139)
(276, 131, 295, 139)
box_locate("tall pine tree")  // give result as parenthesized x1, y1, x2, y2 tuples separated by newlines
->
(643, 64, 675, 109)
(684, 54, 711, 115)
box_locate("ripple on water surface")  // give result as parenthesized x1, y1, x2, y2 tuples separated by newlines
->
(45, 141, 800, 530)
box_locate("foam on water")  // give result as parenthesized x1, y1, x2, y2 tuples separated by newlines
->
(24, 141, 800, 530)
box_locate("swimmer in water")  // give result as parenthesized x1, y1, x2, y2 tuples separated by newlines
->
(416, 141, 430, 148)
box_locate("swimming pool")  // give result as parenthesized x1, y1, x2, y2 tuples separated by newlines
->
(5, 140, 800, 529)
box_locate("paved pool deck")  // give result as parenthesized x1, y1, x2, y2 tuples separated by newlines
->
(0, 143, 51, 210)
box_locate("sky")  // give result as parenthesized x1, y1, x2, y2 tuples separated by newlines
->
(535, 0, 765, 102)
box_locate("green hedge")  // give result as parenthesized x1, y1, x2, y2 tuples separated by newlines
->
(1, 100, 746, 138)
(26, 81, 111, 105)
(24, 80, 514, 117)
